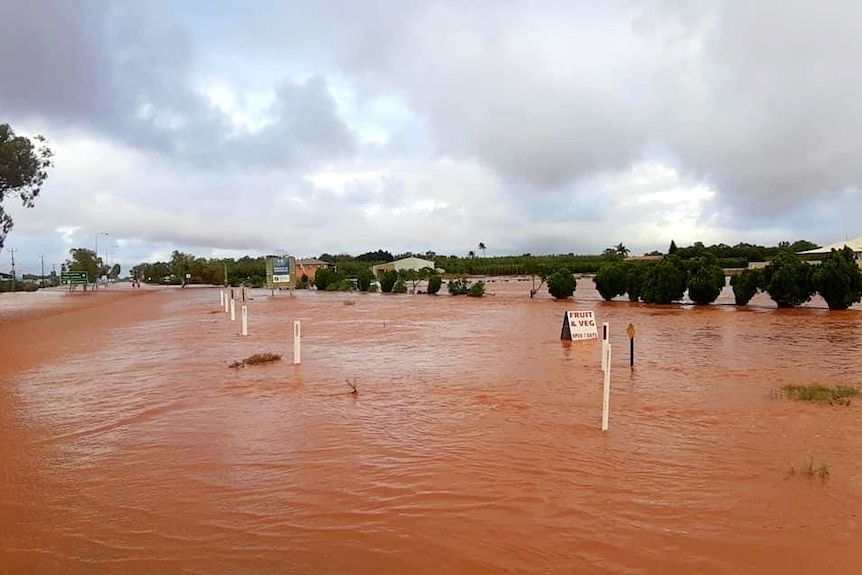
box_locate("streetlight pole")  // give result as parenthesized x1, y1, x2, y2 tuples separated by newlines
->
(94, 232, 109, 290)
(40, 254, 45, 288)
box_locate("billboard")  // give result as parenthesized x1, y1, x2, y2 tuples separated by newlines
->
(266, 256, 296, 290)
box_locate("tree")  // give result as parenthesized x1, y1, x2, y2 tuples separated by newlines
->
(468, 250, 475, 259)
(448, 277, 470, 295)
(356, 267, 374, 292)
(547, 268, 576, 299)
(730, 269, 760, 306)
(314, 267, 339, 291)
(66, 248, 101, 282)
(379, 269, 398, 293)
(625, 263, 647, 302)
(392, 278, 407, 293)
(467, 280, 485, 297)
(478, 242, 486, 258)
(427, 274, 442, 295)
(0, 123, 54, 250)
(641, 257, 687, 304)
(110, 263, 121, 279)
(668, 240, 678, 254)
(686, 255, 726, 305)
(814, 247, 862, 310)
(614, 242, 630, 258)
(593, 262, 628, 301)
(760, 252, 815, 308)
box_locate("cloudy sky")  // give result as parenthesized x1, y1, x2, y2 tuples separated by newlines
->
(2, 0, 861, 275)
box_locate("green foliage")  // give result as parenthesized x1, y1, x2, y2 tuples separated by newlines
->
(0, 123, 54, 249)
(594, 262, 628, 301)
(625, 263, 647, 302)
(297, 273, 310, 289)
(379, 269, 398, 293)
(66, 248, 101, 282)
(448, 277, 470, 295)
(427, 274, 442, 295)
(547, 268, 576, 300)
(467, 280, 485, 297)
(760, 252, 815, 308)
(668, 240, 678, 254)
(392, 279, 407, 293)
(356, 267, 374, 292)
(642, 257, 687, 304)
(730, 269, 761, 306)
(814, 247, 862, 310)
(780, 384, 859, 403)
(314, 267, 339, 291)
(686, 256, 726, 305)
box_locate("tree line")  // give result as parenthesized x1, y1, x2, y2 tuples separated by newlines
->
(591, 247, 862, 310)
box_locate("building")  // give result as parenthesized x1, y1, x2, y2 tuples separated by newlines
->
(796, 236, 862, 268)
(295, 258, 333, 283)
(372, 256, 443, 276)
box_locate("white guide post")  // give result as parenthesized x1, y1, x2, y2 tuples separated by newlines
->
(230, 298, 236, 321)
(241, 305, 248, 336)
(601, 322, 610, 372)
(602, 344, 612, 432)
(293, 320, 301, 365)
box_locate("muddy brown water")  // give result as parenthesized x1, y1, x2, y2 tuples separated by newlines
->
(2, 279, 861, 574)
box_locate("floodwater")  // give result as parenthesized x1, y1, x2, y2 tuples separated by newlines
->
(2, 279, 861, 574)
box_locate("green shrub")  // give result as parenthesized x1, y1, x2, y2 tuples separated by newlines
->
(448, 277, 469, 295)
(547, 268, 576, 300)
(686, 256, 725, 305)
(594, 262, 628, 301)
(314, 267, 339, 291)
(356, 268, 374, 292)
(814, 247, 862, 310)
(393, 279, 407, 293)
(625, 263, 647, 302)
(427, 274, 442, 295)
(467, 280, 485, 297)
(379, 269, 398, 293)
(730, 268, 760, 306)
(641, 257, 687, 304)
(761, 252, 815, 308)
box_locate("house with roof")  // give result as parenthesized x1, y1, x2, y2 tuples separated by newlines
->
(295, 258, 333, 283)
(796, 235, 862, 268)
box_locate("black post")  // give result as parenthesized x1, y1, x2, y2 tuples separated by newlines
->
(630, 337, 634, 367)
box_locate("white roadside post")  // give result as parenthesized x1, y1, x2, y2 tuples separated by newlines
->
(241, 305, 248, 336)
(601, 322, 610, 372)
(230, 298, 236, 321)
(224, 294, 229, 313)
(293, 320, 301, 364)
(602, 343, 612, 431)
(220, 289, 224, 307)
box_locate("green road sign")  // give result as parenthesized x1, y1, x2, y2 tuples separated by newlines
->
(61, 271, 89, 285)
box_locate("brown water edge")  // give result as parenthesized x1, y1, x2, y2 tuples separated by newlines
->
(2, 279, 861, 574)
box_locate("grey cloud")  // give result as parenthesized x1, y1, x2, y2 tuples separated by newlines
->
(226, 0, 862, 219)
(0, 0, 355, 171)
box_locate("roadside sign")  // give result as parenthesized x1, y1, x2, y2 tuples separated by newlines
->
(61, 271, 89, 285)
(561, 310, 598, 341)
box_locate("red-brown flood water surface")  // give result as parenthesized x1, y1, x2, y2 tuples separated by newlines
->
(2, 279, 861, 574)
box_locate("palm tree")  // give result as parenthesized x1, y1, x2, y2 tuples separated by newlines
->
(468, 250, 475, 259)
(478, 242, 486, 258)
(614, 242, 630, 258)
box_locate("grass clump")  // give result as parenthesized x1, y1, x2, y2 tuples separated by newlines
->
(787, 460, 831, 482)
(779, 384, 859, 405)
(229, 352, 282, 368)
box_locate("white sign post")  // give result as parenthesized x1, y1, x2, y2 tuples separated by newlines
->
(601, 322, 610, 372)
(293, 320, 301, 364)
(241, 305, 248, 336)
(230, 298, 236, 321)
(560, 311, 599, 341)
(220, 290, 224, 307)
(602, 344, 612, 431)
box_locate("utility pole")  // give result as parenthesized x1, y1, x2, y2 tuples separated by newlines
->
(224, 261, 228, 287)
(10, 248, 16, 293)
(40, 254, 45, 288)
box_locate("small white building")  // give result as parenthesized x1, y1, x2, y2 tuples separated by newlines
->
(797, 236, 862, 268)
(372, 257, 443, 276)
